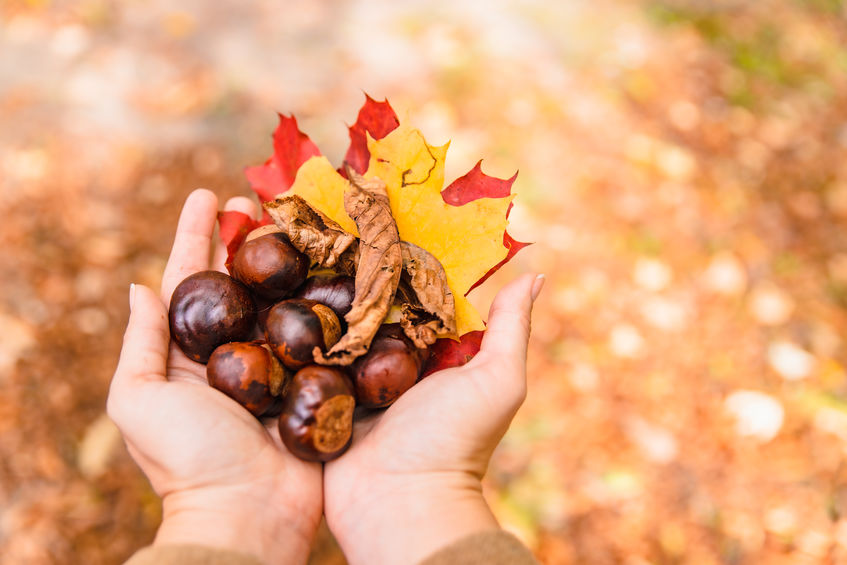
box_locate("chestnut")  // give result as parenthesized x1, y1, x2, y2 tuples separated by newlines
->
(207, 342, 290, 418)
(169, 270, 256, 363)
(264, 299, 342, 370)
(351, 324, 429, 408)
(231, 233, 309, 301)
(293, 274, 355, 323)
(278, 365, 355, 462)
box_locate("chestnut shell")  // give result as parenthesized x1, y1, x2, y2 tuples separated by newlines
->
(207, 342, 289, 417)
(278, 365, 355, 462)
(168, 270, 256, 363)
(231, 233, 309, 301)
(351, 324, 429, 408)
(264, 299, 341, 370)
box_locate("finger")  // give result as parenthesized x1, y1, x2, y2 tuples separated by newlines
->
(473, 273, 543, 374)
(160, 189, 219, 302)
(211, 196, 259, 272)
(108, 284, 169, 417)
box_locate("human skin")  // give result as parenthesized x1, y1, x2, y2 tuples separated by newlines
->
(323, 273, 543, 565)
(110, 189, 542, 565)
(108, 189, 323, 564)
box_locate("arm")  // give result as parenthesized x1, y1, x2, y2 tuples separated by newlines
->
(109, 190, 323, 565)
(323, 272, 544, 565)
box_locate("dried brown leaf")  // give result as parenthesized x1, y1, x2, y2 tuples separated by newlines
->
(399, 241, 458, 348)
(263, 194, 358, 275)
(315, 169, 402, 365)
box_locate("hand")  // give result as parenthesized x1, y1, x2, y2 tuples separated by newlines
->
(323, 273, 544, 565)
(108, 190, 322, 565)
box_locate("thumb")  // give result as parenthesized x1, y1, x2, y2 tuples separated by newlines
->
(109, 284, 170, 416)
(473, 273, 544, 375)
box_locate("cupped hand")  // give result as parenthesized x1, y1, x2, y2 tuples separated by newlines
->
(108, 189, 322, 565)
(324, 273, 543, 565)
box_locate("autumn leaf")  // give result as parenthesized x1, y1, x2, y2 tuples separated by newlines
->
(399, 241, 458, 347)
(421, 331, 485, 378)
(288, 122, 515, 336)
(244, 114, 321, 202)
(238, 95, 528, 370)
(315, 171, 402, 365)
(218, 210, 258, 269)
(343, 94, 399, 175)
(264, 195, 358, 275)
(441, 161, 531, 293)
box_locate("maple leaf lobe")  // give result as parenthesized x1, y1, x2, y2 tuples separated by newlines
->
(344, 94, 400, 175)
(218, 210, 259, 270)
(441, 160, 518, 204)
(245, 114, 321, 202)
(422, 330, 484, 377)
(441, 160, 530, 294)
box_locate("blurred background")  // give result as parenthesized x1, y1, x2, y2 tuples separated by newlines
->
(3, 0, 847, 563)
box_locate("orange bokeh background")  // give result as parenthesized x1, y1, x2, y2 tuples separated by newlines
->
(3, 1, 847, 563)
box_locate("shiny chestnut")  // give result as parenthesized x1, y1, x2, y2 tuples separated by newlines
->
(231, 233, 309, 301)
(278, 365, 355, 462)
(168, 270, 256, 363)
(293, 274, 355, 324)
(207, 342, 290, 418)
(351, 324, 429, 408)
(264, 299, 342, 370)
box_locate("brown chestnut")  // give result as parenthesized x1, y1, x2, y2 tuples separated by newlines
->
(231, 233, 309, 301)
(264, 299, 342, 370)
(278, 365, 355, 462)
(169, 270, 256, 363)
(207, 342, 290, 418)
(293, 274, 355, 323)
(351, 324, 429, 408)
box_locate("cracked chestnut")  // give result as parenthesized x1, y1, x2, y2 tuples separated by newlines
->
(264, 298, 342, 370)
(351, 324, 429, 408)
(278, 365, 355, 462)
(293, 274, 355, 324)
(207, 342, 290, 418)
(231, 233, 309, 301)
(168, 270, 256, 363)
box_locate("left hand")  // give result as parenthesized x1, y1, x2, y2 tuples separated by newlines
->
(108, 189, 322, 565)
(323, 273, 543, 565)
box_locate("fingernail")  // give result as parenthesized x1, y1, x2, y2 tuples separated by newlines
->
(129, 283, 136, 312)
(531, 274, 545, 302)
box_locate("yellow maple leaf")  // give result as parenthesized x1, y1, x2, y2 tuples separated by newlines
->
(289, 123, 512, 336)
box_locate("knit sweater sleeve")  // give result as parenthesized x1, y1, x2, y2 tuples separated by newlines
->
(124, 544, 264, 565)
(417, 530, 539, 565)
(124, 529, 538, 565)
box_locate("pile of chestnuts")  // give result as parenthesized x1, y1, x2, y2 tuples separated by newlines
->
(168, 230, 429, 462)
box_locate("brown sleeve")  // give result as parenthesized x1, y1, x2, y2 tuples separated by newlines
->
(418, 530, 539, 565)
(124, 544, 265, 565)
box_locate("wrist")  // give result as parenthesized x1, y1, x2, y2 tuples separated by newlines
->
(155, 486, 316, 565)
(329, 473, 499, 565)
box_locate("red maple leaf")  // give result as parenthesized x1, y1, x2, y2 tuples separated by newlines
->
(217, 210, 258, 271)
(244, 114, 321, 203)
(421, 331, 485, 377)
(343, 94, 400, 175)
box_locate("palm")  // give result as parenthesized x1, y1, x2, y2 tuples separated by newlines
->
(325, 355, 523, 522)
(126, 344, 320, 514)
(322, 273, 538, 565)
